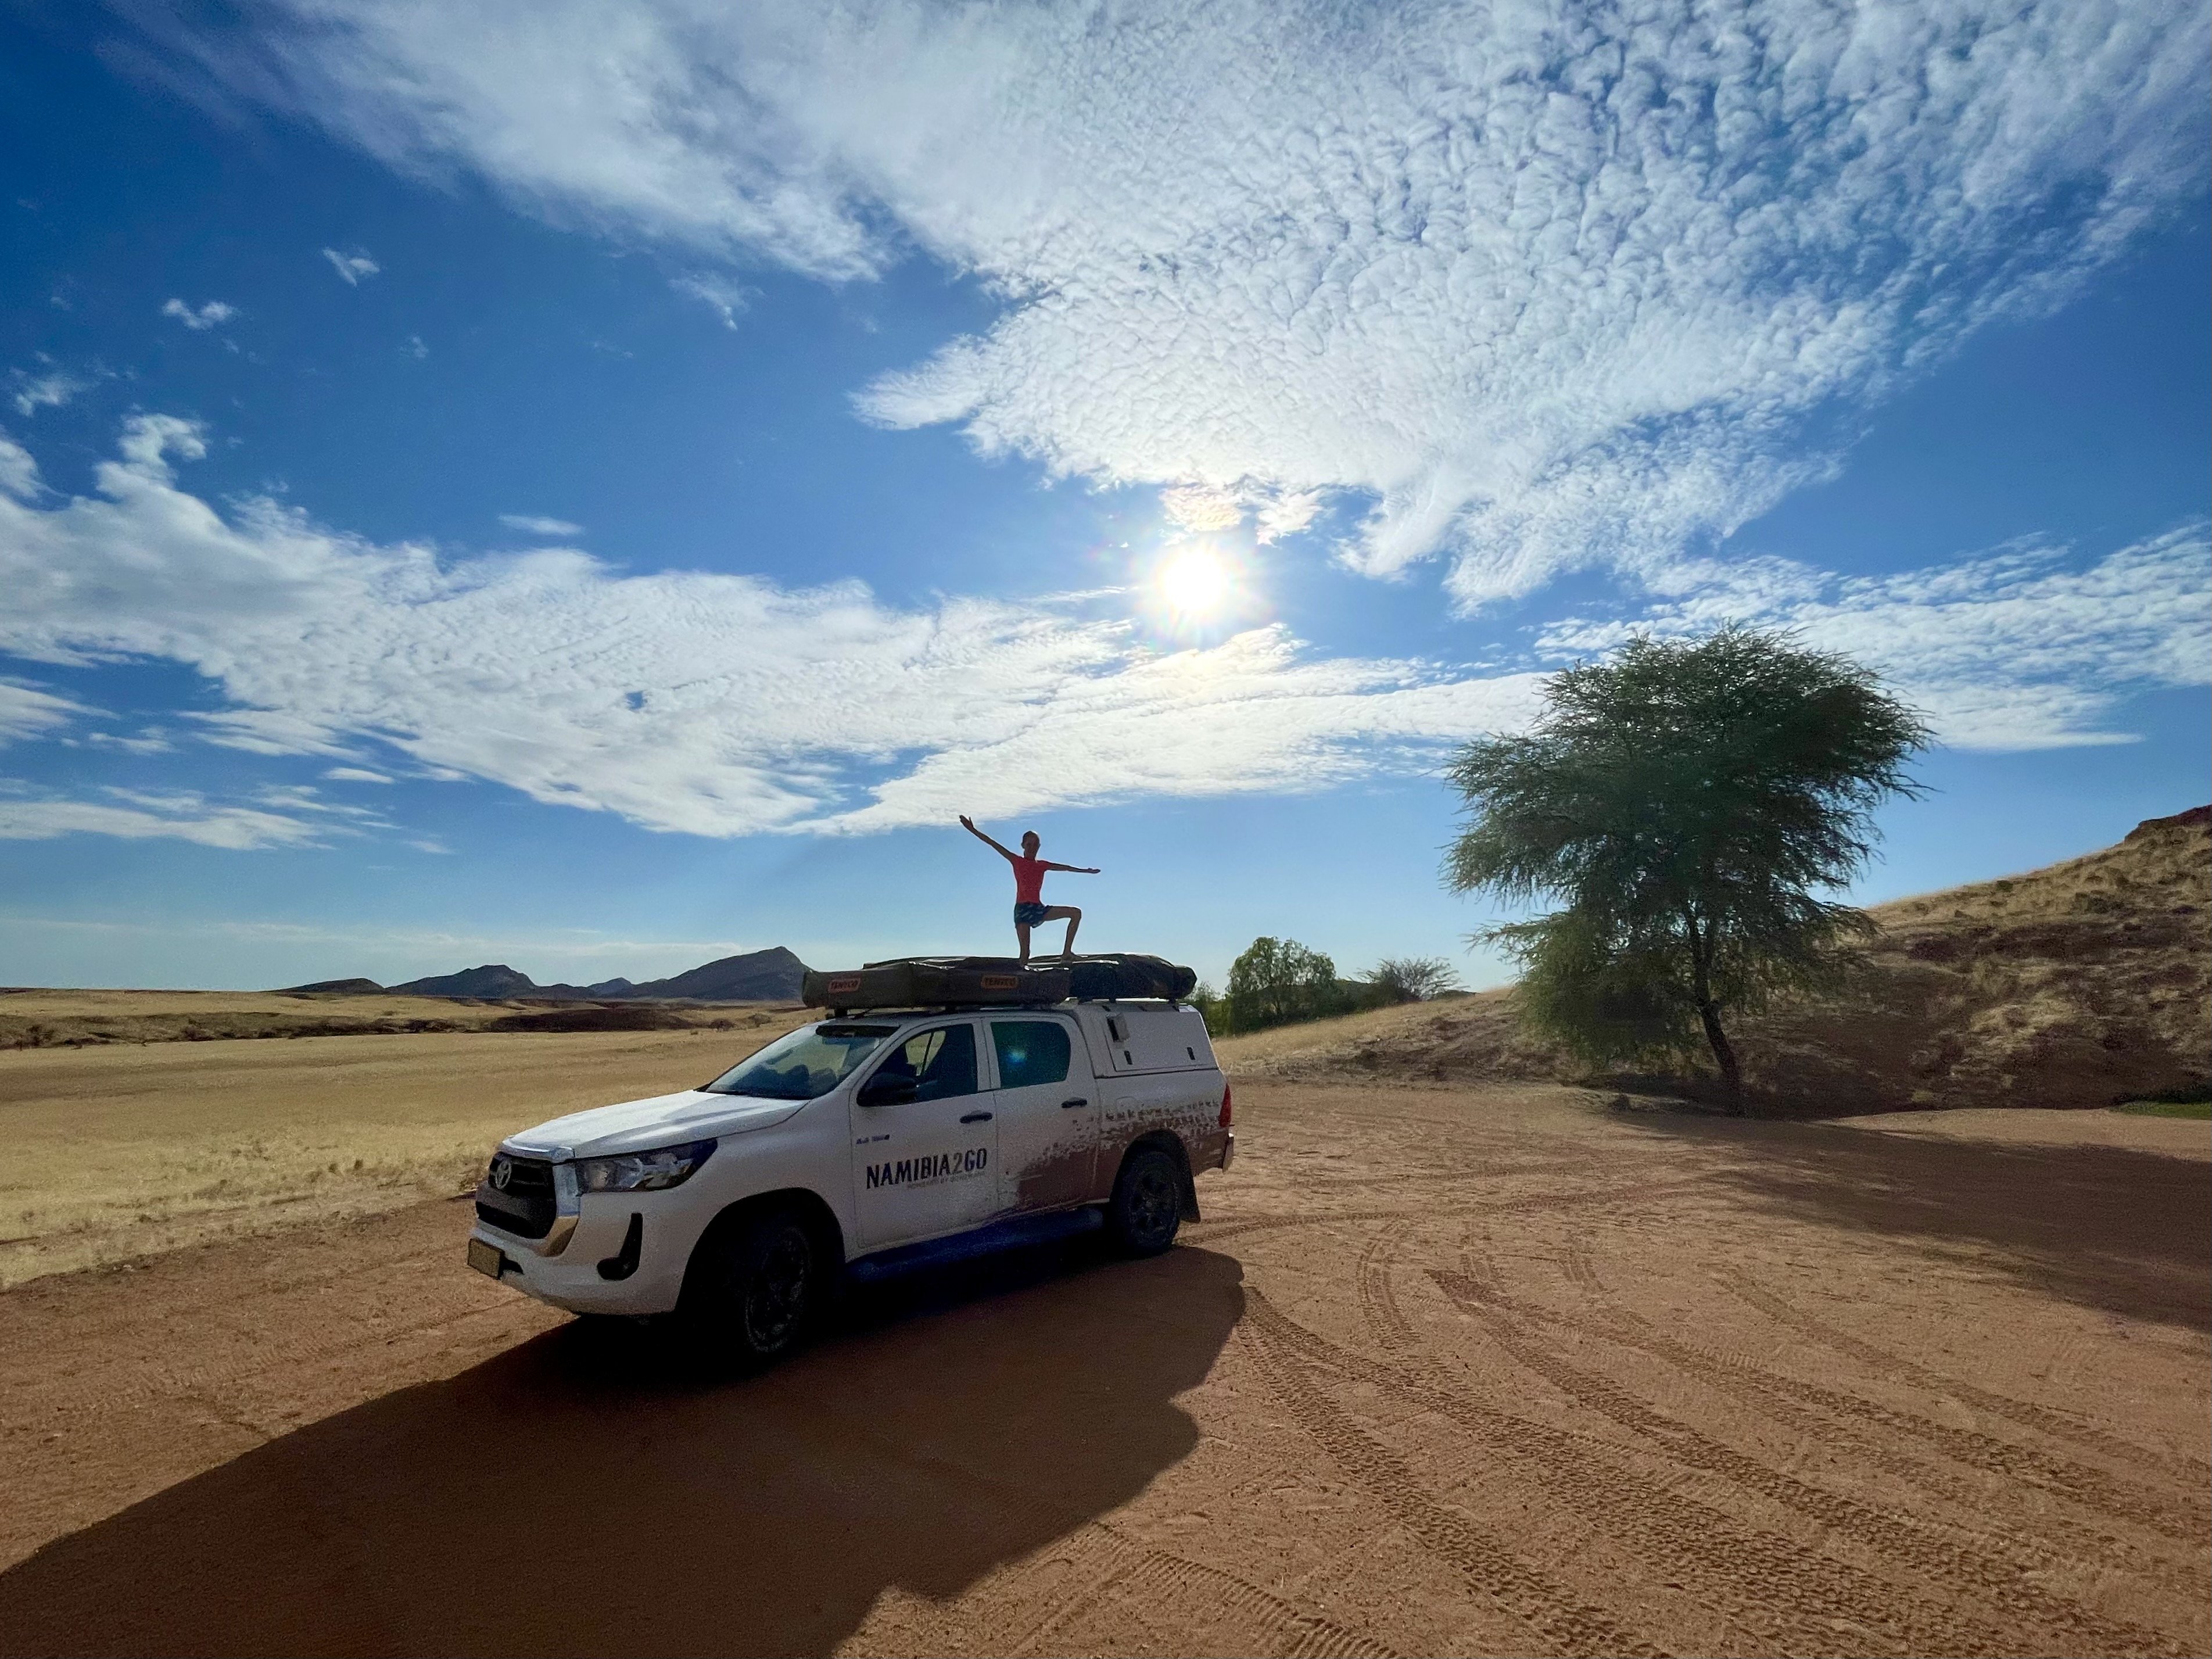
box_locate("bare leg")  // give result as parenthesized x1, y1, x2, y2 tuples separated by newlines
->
(1038, 904, 1081, 959)
(1015, 921, 1032, 962)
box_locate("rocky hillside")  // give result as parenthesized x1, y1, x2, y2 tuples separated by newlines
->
(1217, 807, 2210, 1114)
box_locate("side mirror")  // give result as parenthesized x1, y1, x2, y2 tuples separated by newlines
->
(858, 1075, 919, 1108)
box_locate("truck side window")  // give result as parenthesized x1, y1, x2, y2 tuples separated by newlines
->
(873, 1024, 980, 1102)
(991, 1021, 1071, 1088)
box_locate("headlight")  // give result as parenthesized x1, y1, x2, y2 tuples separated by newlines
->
(572, 1139, 716, 1194)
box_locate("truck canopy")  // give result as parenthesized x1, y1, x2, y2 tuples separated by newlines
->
(802, 953, 1196, 1011)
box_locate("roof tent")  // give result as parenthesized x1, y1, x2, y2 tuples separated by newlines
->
(801, 953, 1196, 1011)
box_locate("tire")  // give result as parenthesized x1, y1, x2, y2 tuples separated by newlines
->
(1108, 1145, 1183, 1256)
(684, 1206, 821, 1367)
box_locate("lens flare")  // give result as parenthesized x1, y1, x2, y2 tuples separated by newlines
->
(1156, 547, 1234, 617)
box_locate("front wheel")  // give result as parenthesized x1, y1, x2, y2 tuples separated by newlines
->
(684, 1207, 820, 1367)
(1108, 1145, 1182, 1256)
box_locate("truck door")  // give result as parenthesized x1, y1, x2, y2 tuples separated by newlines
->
(849, 1022, 999, 1251)
(988, 1016, 1095, 1213)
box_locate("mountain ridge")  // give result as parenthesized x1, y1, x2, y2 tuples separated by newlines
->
(278, 946, 809, 1003)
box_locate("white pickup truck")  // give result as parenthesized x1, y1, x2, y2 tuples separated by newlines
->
(467, 999, 1232, 1363)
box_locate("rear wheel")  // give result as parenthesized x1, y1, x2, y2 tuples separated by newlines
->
(684, 1207, 820, 1367)
(1108, 1145, 1182, 1256)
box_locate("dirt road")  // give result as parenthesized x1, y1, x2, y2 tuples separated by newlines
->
(1, 1080, 2205, 1657)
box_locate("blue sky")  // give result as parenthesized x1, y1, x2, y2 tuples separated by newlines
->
(2, 1, 2206, 992)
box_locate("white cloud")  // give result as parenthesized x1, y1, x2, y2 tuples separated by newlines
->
(497, 513, 583, 538)
(0, 788, 324, 850)
(403, 335, 429, 360)
(0, 679, 90, 745)
(0, 416, 1547, 837)
(324, 765, 394, 783)
(161, 298, 238, 331)
(2, 418, 2200, 847)
(671, 273, 748, 328)
(1536, 525, 2212, 749)
(321, 247, 381, 284)
(10, 368, 88, 417)
(0, 433, 39, 500)
(82, 728, 175, 755)
(185, 0, 2210, 605)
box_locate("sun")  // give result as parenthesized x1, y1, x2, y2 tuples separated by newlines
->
(1156, 546, 1235, 617)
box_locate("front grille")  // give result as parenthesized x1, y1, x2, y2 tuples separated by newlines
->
(475, 1154, 556, 1239)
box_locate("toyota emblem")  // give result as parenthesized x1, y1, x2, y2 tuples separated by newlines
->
(489, 1156, 512, 1191)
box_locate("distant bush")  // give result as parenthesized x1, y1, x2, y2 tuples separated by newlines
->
(1370, 956, 1463, 1002)
(1189, 981, 1231, 1037)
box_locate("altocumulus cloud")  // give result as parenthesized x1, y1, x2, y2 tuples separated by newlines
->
(0, 419, 2200, 844)
(182, 0, 2209, 604)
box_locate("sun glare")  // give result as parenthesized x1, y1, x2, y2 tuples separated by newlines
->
(1157, 547, 1235, 617)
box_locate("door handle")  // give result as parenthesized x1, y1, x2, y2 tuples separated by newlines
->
(960, 1110, 994, 1123)
(1061, 1098, 1088, 1109)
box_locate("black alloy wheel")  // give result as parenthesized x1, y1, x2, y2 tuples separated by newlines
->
(683, 1206, 820, 1368)
(737, 1215, 815, 1359)
(1109, 1145, 1182, 1256)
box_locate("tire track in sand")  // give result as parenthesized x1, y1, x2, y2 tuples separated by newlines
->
(1192, 1180, 1713, 1247)
(1242, 1298, 1670, 1659)
(1246, 1292, 2019, 1658)
(1546, 1245, 2206, 1600)
(873, 1410, 1401, 1659)
(1460, 1253, 2203, 1546)
(1354, 1224, 1417, 1351)
(996, 1524, 1401, 1659)
(1433, 1267, 2192, 1658)
(1720, 1270, 2212, 1483)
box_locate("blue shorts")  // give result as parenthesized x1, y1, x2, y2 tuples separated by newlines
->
(1013, 902, 1050, 927)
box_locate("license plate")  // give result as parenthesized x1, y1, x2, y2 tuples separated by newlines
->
(467, 1237, 507, 1279)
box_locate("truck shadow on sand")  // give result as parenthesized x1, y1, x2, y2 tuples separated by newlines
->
(0, 1243, 1244, 1658)
(1612, 1108, 2212, 1332)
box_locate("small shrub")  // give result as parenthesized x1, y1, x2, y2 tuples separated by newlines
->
(1370, 956, 1463, 1002)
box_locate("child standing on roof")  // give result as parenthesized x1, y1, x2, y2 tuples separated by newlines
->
(959, 815, 1099, 962)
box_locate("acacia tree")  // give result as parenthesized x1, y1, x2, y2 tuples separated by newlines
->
(1444, 628, 1927, 1112)
(1225, 936, 1343, 1032)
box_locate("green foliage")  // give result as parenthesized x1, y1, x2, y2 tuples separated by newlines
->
(1224, 936, 1346, 1033)
(1371, 955, 1462, 1002)
(1188, 980, 1232, 1037)
(1444, 627, 1928, 1106)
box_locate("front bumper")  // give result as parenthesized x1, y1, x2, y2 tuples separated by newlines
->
(470, 1190, 695, 1316)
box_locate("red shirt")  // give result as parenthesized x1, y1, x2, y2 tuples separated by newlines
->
(1012, 855, 1048, 905)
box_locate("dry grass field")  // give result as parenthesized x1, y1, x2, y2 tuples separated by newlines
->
(0, 1015, 799, 1287)
(0, 986, 781, 1048)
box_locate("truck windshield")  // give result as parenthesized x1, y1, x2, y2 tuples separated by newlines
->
(702, 1023, 898, 1101)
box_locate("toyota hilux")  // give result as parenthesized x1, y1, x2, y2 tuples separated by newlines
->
(467, 999, 1232, 1364)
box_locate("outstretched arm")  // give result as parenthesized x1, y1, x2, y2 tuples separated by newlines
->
(958, 814, 1017, 861)
(1042, 860, 1101, 874)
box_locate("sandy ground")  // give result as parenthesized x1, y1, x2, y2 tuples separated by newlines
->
(1, 1073, 2204, 1657)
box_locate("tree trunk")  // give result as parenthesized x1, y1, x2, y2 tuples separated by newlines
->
(1680, 905, 1744, 1114)
(1698, 1000, 1744, 1114)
